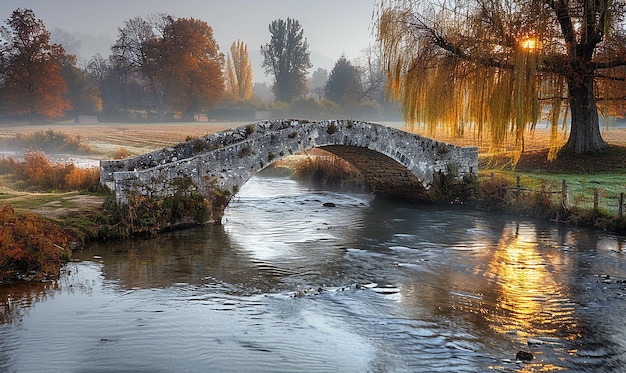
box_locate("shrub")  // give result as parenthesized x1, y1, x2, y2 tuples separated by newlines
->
(64, 166, 100, 191)
(531, 179, 560, 218)
(476, 175, 511, 210)
(0, 204, 71, 281)
(10, 151, 100, 192)
(295, 150, 366, 189)
(327, 123, 339, 134)
(431, 169, 478, 203)
(113, 147, 132, 159)
(101, 191, 214, 238)
(17, 151, 54, 189)
(244, 124, 255, 136)
(0, 157, 17, 174)
(12, 129, 92, 154)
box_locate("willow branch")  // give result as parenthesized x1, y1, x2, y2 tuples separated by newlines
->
(595, 58, 626, 69)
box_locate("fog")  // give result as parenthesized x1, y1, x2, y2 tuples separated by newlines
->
(0, 0, 376, 81)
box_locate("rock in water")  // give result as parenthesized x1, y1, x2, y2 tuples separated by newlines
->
(323, 202, 336, 208)
(516, 350, 534, 362)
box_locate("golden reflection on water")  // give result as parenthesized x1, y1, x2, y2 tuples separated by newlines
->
(399, 221, 583, 371)
(486, 223, 578, 339)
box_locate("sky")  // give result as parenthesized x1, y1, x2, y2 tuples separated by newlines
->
(0, 0, 378, 83)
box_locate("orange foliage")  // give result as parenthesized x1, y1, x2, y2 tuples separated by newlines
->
(16, 151, 53, 189)
(113, 147, 132, 159)
(148, 16, 225, 117)
(11, 151, 99, 191)
(64, 166, 100, 191)
(0, 9, 71, 119)
(0, 204, 70, 281)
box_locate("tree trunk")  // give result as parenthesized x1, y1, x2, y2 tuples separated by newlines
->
(561, 73, 608, 154)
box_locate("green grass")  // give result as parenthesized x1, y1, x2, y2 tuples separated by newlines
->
(0, 192, 81, 210)
(481, 170, 626, 214)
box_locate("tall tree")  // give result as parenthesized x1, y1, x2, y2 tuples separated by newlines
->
(225, 40, 253, 101)
(150, 16, 225, 118)
(308, 67, 329, 99)
(87, 53, 146, 118)
(111, 15, 162, 113)
(59, 54, 102, 121)
(261, 18, 312, 103)
(0, 9, 70, 121)
(377, 0, 626, 158)
(86, 54, 118, 114)
(357, 45, 387, 103)
(113, 15, 224, 119)
(325, 56, 362, 105)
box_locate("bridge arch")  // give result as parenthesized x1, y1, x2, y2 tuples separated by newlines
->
(101, 119, 477, 209)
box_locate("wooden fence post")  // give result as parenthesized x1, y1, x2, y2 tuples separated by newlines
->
(561, 179, 568, 210)
(620, 192, 624, 218)
(516, 175, 521, 197)
(593, 188, 599, 210)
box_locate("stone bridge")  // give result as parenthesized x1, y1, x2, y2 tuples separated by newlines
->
(100, 119, 478, 213)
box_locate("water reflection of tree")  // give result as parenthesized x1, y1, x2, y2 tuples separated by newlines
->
(78, 225, 289, 292)
(0, 281, 56, 324)
(1, 263, 93, 325)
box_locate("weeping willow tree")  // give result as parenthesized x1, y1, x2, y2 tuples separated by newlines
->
(377, 0, 626, 160)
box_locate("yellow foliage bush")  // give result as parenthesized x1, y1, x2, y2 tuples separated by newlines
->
(64, 166, 100, 190)
(113, 147, 132, 159)
(10, 151, 99, 191)
(0, 204, 71, 281)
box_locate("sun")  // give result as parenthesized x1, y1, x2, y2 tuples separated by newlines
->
(521, 37, 538, 50)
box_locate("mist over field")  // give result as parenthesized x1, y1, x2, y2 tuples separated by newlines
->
(0, 0, 376, 77)
(0, 1, 402, 124)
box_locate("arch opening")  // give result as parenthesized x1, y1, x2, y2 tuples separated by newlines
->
(320, 145, 430, 202)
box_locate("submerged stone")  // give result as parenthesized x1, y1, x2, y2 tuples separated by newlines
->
(516, 350, 534, 362)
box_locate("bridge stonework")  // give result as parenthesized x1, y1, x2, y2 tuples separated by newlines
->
(101, 119, 477, 212)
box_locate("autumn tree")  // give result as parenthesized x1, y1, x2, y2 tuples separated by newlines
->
(325, 56, 363, 105)
(225, 40, 253, 101)
(261, 18, 312, 103)
(113, 15, 224, 119)
(377, 0, 626, 158)
(0, 9, 70, 121)
(153, 16, 225, 118)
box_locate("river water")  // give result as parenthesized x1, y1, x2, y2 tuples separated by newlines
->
(1, 173, 626, 372)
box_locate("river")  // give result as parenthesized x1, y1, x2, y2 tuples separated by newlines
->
(1, 173, 625, 372)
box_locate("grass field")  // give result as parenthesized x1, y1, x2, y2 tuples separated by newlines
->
(0, 121, 243, 158)
(1, 119, 625, 156)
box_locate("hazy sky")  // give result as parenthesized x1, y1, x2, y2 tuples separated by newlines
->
(1, 0, 378, 81)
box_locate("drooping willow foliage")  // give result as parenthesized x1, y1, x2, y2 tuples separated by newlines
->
(377, 0, 626, 160)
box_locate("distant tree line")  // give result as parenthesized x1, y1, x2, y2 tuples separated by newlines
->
(0, 8, 399, 124)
